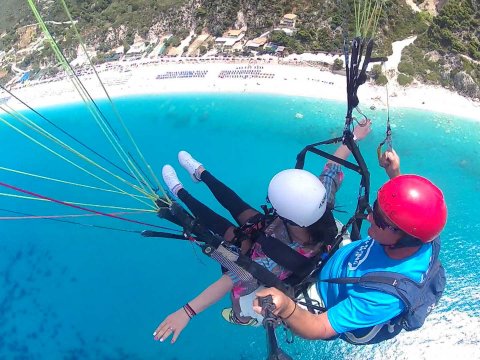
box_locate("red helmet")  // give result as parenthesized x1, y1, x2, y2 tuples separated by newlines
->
(377, 174, 447, 243)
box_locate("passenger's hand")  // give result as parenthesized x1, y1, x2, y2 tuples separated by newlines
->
(153, 308, 190, 344)
(354, 118, 372, 141)
(379, 149, 400, 179)
(253, 287, 292, 318)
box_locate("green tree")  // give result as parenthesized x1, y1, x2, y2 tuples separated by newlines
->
(122, 40, 130, 53)
(370, 64, 388, 85)
(295, 29, 312, 43)
(195, 7, 207, 17)
(332, 58, 343, 70)
(397, 73, 413, 86)
(398, 61, 415, 76)
(20, 53, 35, 68)
(270, 31, 289, 45)
(370, 64, 383, 79)
(165, 36, 181, 48)
(375, 74, 388, 86)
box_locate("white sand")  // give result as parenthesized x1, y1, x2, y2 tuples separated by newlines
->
(2, 58, 480, 121)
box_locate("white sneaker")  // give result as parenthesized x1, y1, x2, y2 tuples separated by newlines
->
(178, 151, 203, 183)
(162, 165, 183, 197)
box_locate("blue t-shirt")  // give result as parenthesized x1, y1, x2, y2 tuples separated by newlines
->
(317, 238, 432, 334)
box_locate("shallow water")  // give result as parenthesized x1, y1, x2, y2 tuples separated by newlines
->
(0, 93, 479, 359)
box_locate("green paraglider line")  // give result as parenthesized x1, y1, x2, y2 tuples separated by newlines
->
(0, 181, 170, 230)
(0, 83, 150, 185)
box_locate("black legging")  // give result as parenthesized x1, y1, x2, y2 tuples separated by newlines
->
(176, 170, 253, 237)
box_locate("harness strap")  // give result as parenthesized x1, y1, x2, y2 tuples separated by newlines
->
(356, 40, 374, 87)
(140, 230, 189, 240)
(253, 232, 316, 279)
(347, 37, 362, 113)
(295, 142, 363, 174)
(234, 253, 293, 296)
(321, 239, 439, 286)
(160, 201, 294, 296)
(390, 235, 423, 248)
(343, 323, 392, 344)
(319, 238, 441, 308)
(343, 131, 370, 241)
(232, 211, 274, 248)
(346, 38, 386, 118)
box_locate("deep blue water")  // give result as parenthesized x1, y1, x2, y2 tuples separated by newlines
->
(0, 93, 479, 359)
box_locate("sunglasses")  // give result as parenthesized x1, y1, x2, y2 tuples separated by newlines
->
(372, 200, 400, 232)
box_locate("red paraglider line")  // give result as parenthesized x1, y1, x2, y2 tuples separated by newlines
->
(0, 181, 167, 229)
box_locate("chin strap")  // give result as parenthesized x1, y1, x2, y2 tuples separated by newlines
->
(389, 235, 424, 249)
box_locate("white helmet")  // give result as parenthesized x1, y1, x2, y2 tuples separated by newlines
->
(267, 169, 327, 227)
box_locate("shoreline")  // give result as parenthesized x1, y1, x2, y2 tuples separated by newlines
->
(3, 59, 480, 121)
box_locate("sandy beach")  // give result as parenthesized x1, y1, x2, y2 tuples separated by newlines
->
(3, 57, 480, 121)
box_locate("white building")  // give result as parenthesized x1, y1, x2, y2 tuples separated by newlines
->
(275, 13, 298, 36)
(280, 14, 298, 29)
(215, 29, 246, 53)
(245, 37, 268, 49)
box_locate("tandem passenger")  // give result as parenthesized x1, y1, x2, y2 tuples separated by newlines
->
(153, 121, 373, 344)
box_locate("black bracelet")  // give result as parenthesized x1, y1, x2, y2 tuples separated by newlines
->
(185, 303, 197, 316)
(281, 301, 297, 321)
(182, 305, 193, 319)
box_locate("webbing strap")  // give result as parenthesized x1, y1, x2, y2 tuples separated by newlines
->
(345, 38, 386, 118)
(235, 255, 292, 295)
(295, 141, 363, 174)
(141, 230, 188, 240)
(320, 275, 394, 285)
(254, 233, 315, 278)
(319, 238, 441, 307)
(159, 202, 294, 296)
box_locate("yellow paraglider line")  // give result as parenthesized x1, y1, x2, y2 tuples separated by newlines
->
(0, 114, 156, 210)
(0, 105, 154, 201)
(0, 192, 155, 213)
(0, 166, 150, 200)
(59, 0, 165, 199)
(26, 0, 164, 202)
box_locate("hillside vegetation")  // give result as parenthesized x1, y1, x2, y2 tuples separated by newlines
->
(399, 0, 479, 97)
(0, 0, 478, 98)
(0, 0, 31, 32)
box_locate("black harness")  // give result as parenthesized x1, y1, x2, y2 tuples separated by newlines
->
(232, 208, 335, 284)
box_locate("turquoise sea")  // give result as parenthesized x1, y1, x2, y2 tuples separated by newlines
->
(0, 93, 479, 360)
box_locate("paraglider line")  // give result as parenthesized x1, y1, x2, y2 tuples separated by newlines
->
(0, 181, 170, 230)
